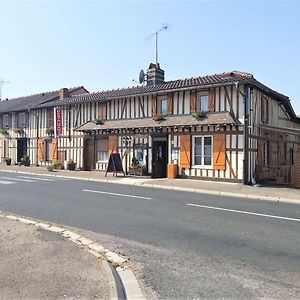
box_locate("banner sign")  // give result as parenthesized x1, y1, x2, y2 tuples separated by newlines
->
(56, 107, 62, 136)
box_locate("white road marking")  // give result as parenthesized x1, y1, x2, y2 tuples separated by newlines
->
(187, 203, 300, 223)
(18, 176, 54, 181)
(0, 180, 14, 184)
(0, 176, 35, 182)
(83, 189, 152, 200)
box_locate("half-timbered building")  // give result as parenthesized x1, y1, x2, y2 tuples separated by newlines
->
(36, 64, 300, 186)
(1, 63, 300, 187)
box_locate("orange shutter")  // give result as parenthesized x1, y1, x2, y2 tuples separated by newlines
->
(213, 133, 226, 170)
(190, 91, 196, 113)
(152, 96, 157, 117)
(38, 139, 44, 161)
(52, 138, 58, 161)
(167, 94, 173, 115)
(180, 135, 191, 169)
(108, 135, 118, 155)
(208, 89, 215, 112)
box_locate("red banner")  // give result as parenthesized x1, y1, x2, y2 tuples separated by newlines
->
(56, 107, 62, 137)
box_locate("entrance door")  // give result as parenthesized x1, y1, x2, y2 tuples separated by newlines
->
(83, 138, 95, 171)
(17, 138, 27, 162)
(152, 140, 168, 178)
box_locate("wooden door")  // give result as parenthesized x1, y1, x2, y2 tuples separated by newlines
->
(83, 138, 95, 171)
(152, 140, 168, 178)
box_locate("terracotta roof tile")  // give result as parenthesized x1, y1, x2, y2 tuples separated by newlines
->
(38, 71, 253, 108)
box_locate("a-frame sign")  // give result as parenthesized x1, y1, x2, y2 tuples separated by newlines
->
(105, 153, 125, 177)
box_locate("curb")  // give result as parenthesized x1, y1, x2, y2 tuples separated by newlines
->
(1, 168, 299, 205)
(0, 211, 145, 300)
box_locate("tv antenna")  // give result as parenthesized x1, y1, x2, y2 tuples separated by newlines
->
(145, 24, 168, 65)
(0, 78, 9, 100)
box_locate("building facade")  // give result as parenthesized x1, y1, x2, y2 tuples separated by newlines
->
(1, 64, 300, 187)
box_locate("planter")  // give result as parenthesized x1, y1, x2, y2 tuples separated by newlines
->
(5, 159, 11, 166)
(129, 167, 147, 176)
(67, 163, 76, 171)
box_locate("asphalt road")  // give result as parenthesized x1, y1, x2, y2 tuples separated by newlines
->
(0, 171, 299, 299)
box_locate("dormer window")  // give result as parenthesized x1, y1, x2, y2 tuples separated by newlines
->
(197, 94, 208, 112)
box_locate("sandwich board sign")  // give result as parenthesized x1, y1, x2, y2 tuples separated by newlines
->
(105, 153, 125, 177)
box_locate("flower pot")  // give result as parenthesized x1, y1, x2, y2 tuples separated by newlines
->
(5, 159, 11, 166)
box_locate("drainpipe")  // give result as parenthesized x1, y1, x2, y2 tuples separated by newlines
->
(243, 85, 251, 185)
(31, 111, 39, 166)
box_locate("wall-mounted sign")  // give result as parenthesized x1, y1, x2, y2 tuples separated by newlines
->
(56, 107, 62, 137)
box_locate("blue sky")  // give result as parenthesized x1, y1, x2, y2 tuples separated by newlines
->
(0, 0, 299, 114)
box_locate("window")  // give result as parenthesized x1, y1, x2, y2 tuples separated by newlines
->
(45, 140, 53, 162)
(158, 99, 168, 115)
(192, 136, 212, 167)
(197, 95, 208, 112)
(47, 108, 54, 128)
(263, 141, 269, 166)
(18, 112, 26, 128)
(134, 148, 146, 166)
(2, 114, 9, 128)
(96, 138, 109, 162)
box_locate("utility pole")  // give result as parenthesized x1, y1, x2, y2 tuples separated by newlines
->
(145, 24, 168, 65)
(0, 78, 9, 100)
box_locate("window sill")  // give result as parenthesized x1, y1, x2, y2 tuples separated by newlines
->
(192, 165, 213, 170)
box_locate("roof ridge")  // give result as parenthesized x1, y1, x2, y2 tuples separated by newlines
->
(4, 86, 82, 101)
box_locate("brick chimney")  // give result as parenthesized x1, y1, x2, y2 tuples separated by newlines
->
(147, 63, 165, 86)
(59, 88, 69, 100)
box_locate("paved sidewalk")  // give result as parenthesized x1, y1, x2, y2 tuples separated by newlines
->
(1, 164, 299, 204)
(0, 216, 109, 300)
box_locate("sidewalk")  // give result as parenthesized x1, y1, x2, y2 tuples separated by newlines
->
(1, 164, 299, 204)
(0, 216, 109, 300)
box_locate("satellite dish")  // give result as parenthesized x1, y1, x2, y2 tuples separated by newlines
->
(139, 70, 145, 84)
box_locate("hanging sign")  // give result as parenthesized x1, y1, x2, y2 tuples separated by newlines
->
(56, 107, 62, 136)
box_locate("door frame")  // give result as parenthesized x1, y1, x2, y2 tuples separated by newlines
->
(151, 134, 168, 178)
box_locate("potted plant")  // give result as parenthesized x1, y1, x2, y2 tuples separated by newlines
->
(20, 155, 30, 166)
(0, 129, 9, 136)
(67, 159, 76, 171)
(52, 160, 62, 170)
(94, 117, 104, 125)
(129, 157, 147, 176)
(4, 157, 11, 166)
(193, 111, 208, 121)
(45, 127, 54, 136)
(46, 164, 54, 172)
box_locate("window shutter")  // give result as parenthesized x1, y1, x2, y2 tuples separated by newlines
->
(180, 134, 191, 169)
(52, 138, 58, 161)
(167, 94, 173, 115)
(108, 135, 118, 155)
(152, 96, 157, 117)
(208, 89, 215, 112)
(213, 133, 226, 170)
(38, 139, 45, 161)
(190, 91, 196, 114)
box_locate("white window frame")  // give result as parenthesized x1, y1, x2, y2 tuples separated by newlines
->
(197, 92, 208, 112)
(192, 135, 213, 169)
(96, 150, 109, 163)
(158, 98, 168, 115)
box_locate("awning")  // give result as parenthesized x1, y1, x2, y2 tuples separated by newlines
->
(75, 112, 237, 132)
